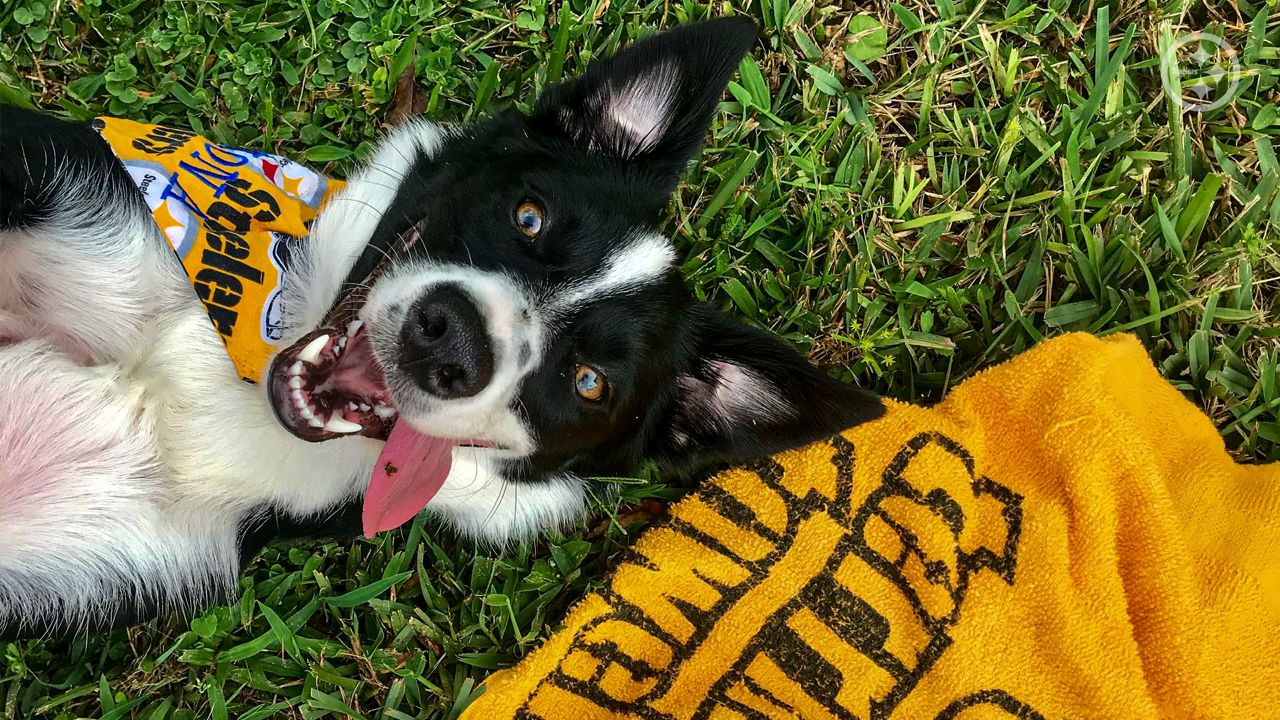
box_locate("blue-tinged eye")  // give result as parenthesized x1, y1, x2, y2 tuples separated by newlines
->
(574, 364, 606, 402)
(515, 200, 544, 238)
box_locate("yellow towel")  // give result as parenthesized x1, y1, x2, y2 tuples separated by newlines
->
(462, 333, 1280, 719)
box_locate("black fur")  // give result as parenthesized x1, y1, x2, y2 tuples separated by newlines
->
(0, 106, 139, 230)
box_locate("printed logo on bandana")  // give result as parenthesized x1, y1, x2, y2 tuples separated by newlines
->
(253, 155, 327, 208)
(263, 232, 293, 344)
(93, 117, 345, 382)
(120, 159, 199, 258)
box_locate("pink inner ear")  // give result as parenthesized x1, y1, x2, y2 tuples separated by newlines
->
(605, 65, 678, 152)
(708, 360, 789, 424)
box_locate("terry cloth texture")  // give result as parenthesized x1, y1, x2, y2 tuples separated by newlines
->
(94, 117, 344, 382)
(463, 333, 1280, 720)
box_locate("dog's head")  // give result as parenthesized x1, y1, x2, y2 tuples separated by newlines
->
(268, 18, 883, 540)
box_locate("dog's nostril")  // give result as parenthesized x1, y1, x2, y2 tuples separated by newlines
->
(434, 364, 466, 391)
(420, 309, 448, 341)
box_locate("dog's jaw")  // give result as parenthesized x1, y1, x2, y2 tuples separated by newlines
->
(272, 118, 586, 541)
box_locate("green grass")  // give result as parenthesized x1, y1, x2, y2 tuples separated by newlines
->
(1, 0, 1278, 717)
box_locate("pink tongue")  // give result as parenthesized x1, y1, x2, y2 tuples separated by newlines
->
(362, 420, 457, 536)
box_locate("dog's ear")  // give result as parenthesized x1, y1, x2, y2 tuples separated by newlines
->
(529, 17, 756, 197)
(652, 305, 885, 473)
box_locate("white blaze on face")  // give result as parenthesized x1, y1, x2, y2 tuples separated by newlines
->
(546, 232, 676, 316)
(361, 262, 542, 456)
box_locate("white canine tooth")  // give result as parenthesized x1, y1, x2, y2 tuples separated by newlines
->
(289, 362, 304, 376)
(325, 415, 363, 434)
(299, 405, 315, 421)
(346, 320, 363, 337)
(298, 335, 329, 364)
(373, 405, 397, 419)
(289, 376, 303, 390)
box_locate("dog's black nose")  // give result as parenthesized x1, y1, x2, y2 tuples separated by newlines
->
(400, 284, 494, 399)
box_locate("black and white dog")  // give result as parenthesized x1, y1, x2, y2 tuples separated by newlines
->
(0, 19, 882, 637)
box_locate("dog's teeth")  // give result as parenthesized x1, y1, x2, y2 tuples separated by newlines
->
(298, 335, 329, 364)
(308, 416, 325, 428)
(325, 415, 362, 434)
(299, 405, 315, 421)
(347, 401, 359, 412)
(359, 403, 371, 412)
(373, 405, 397, 419)
(291, 389, 306, 408)
(289, 376, 303, 390)
(289, 361, 304, 377)
(346, 320, 363, 337)
(337, 336, 347, 350)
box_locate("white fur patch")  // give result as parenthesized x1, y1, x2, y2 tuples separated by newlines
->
(361, 261, 541, 455)
(428, 449, 587, 545)
(0, 174, 382, 633)
(546, 232, 676, 316)
(0, 341, 234, 633)
(0, 165, 174, 366)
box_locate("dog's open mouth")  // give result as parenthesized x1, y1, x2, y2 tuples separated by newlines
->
(266, 223, 410, 443)
(268, 308, 394, 442)
(266, 226, 498, 536)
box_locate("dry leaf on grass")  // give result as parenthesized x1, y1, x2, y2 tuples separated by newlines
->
(387, 66, 428, 126)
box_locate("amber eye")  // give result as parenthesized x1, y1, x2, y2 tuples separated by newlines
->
(574, 364, 607, 402)
(515, 200, 544, 238)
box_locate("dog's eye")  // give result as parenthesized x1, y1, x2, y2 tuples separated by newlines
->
(515, 200, 544, 238)
(574, 364, 607, 402)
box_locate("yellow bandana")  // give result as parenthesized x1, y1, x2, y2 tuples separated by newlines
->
(94, 117, 345, 382)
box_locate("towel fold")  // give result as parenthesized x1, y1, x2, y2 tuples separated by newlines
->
(462, 333, 1280, 719)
